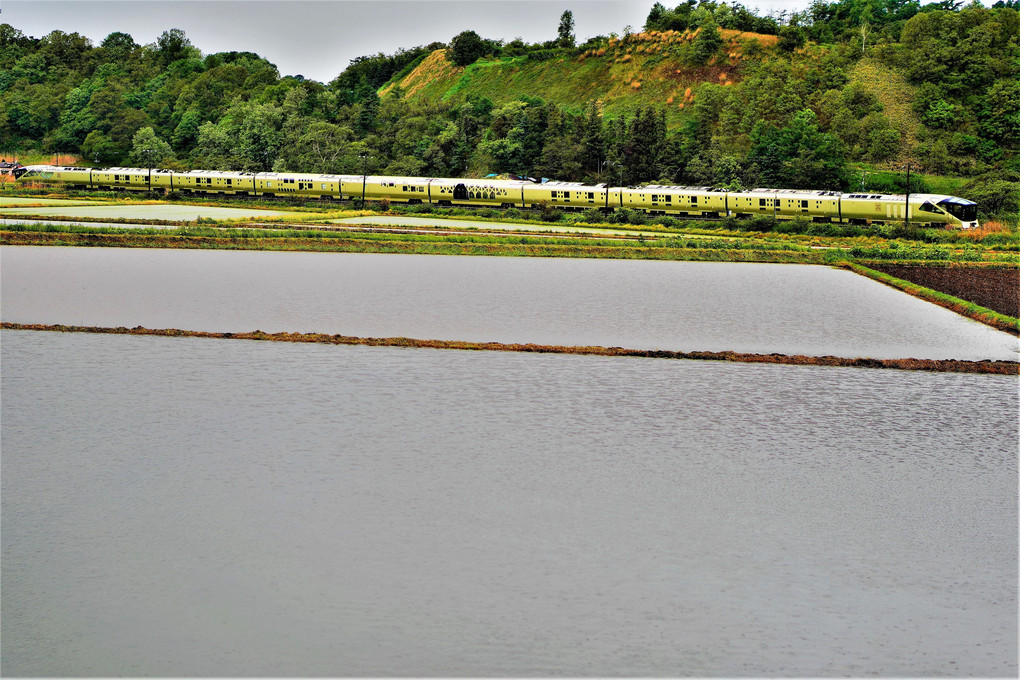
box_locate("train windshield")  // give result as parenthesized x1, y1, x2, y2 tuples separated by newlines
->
(938, 197, 977, 222)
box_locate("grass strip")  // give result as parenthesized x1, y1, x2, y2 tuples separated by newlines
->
(0, 229, 826, 263)
(843, 262, 1020, 335)
(4, 323, 1016, 375)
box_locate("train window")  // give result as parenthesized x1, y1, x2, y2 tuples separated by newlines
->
(665, 195, 671, 202)
(564, 192, 570, 199)
(551, 191, 558, 198)
(801, 200, 808, 208)
(919, 202, 940, 213)
(939, 198, 977, 222)
(760, 198, 767, 206)
(691, 196, 698, 203)
(226, 179, 232, 185)
(588, 192, 595, 199)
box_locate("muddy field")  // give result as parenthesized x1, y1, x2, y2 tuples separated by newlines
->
(871, 265, 1019, 318)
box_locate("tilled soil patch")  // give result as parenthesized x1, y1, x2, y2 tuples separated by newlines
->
(870, 265, 1019, 318)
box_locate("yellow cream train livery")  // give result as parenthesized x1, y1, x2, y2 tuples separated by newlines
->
(14, 164, 979, 229)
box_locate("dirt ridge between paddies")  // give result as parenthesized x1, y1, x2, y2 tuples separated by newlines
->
(4, 323, 1016, 375)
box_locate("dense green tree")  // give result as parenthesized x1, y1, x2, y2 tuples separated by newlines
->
(981, 79, 1020, 143)
(155, 28, 195, 67)
(580, 101, 605, 177)
(691, 19, 723, 65)
(449, 30, 489, 67)
(558, 10, 576, 48)
(130, 126, 174, 167)
(778, 25, 807, 52)
(749, 109, 849, 189)
(99, 31, 139, 61)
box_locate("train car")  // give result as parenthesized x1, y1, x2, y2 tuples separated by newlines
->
(14, 165, 93, 188)
(355, 175, 438, 204)
(727, 188, 778, 218)
(728, 188, 842, 222)
(169, 169, 256, 195)
(90, 167, 152, 191)
(840, 192, 910, 225)
(428, 177, 531, 207)
(773, 189, 840, 221)
(521, 181, 605, 210)
(622, 185, 727, 217)
(256, 172, 343, 198)
(345, 175, 430, 204)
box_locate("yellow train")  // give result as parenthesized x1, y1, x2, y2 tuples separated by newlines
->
(14, 165, 980, 229)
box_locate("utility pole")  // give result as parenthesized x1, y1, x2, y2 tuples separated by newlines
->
(359, 152, 371, 205)
(142, 148, 155, 192)
(904, 162, 911, 229)
(600, 159, 610, 209)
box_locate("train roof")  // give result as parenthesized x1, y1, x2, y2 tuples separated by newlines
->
(636, 185, 727, 192)
(541, 180, 600, 188)
(172, 169, 258, 176)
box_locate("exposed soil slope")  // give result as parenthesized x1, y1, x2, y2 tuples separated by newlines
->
(384, 30, 787, 124)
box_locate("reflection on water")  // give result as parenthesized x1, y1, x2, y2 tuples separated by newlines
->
(2, 246, 1017, 360)
(2, 331, 1016, 677)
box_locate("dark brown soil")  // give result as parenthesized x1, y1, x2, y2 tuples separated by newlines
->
(870, 265, 1019, 319)
(3, 323, 1016, 375)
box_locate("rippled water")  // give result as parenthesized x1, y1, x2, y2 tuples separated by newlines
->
(2, 331, 1016, 677)
(3, 246, 1016, 361)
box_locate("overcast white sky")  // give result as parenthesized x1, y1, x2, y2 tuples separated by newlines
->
(1, 0, 811, 84)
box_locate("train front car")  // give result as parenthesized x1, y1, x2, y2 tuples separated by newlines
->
(841, 192, 979, 229)
(15, 165, 91, 188)
(915, 194, 979, 229)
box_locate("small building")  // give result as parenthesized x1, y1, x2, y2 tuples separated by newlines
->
(0, 159, 24, 182)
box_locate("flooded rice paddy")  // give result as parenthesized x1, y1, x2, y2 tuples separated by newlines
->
(0, 203, 295, 221)
(2, 241, 1016, 676)
(0, 196, 95, 207)
(2, 246, 1016, 361)
(2, 330, 1016, 677)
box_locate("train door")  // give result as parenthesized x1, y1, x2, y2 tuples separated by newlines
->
(454, 184, 467, 200)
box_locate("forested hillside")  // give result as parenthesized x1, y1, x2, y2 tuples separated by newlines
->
(1, 1, 1017, 216)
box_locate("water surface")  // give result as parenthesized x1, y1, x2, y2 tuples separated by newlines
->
(2, 331, 1016, 676)
(0, 204, 293, 220)
(2, 246, 1016, 361)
